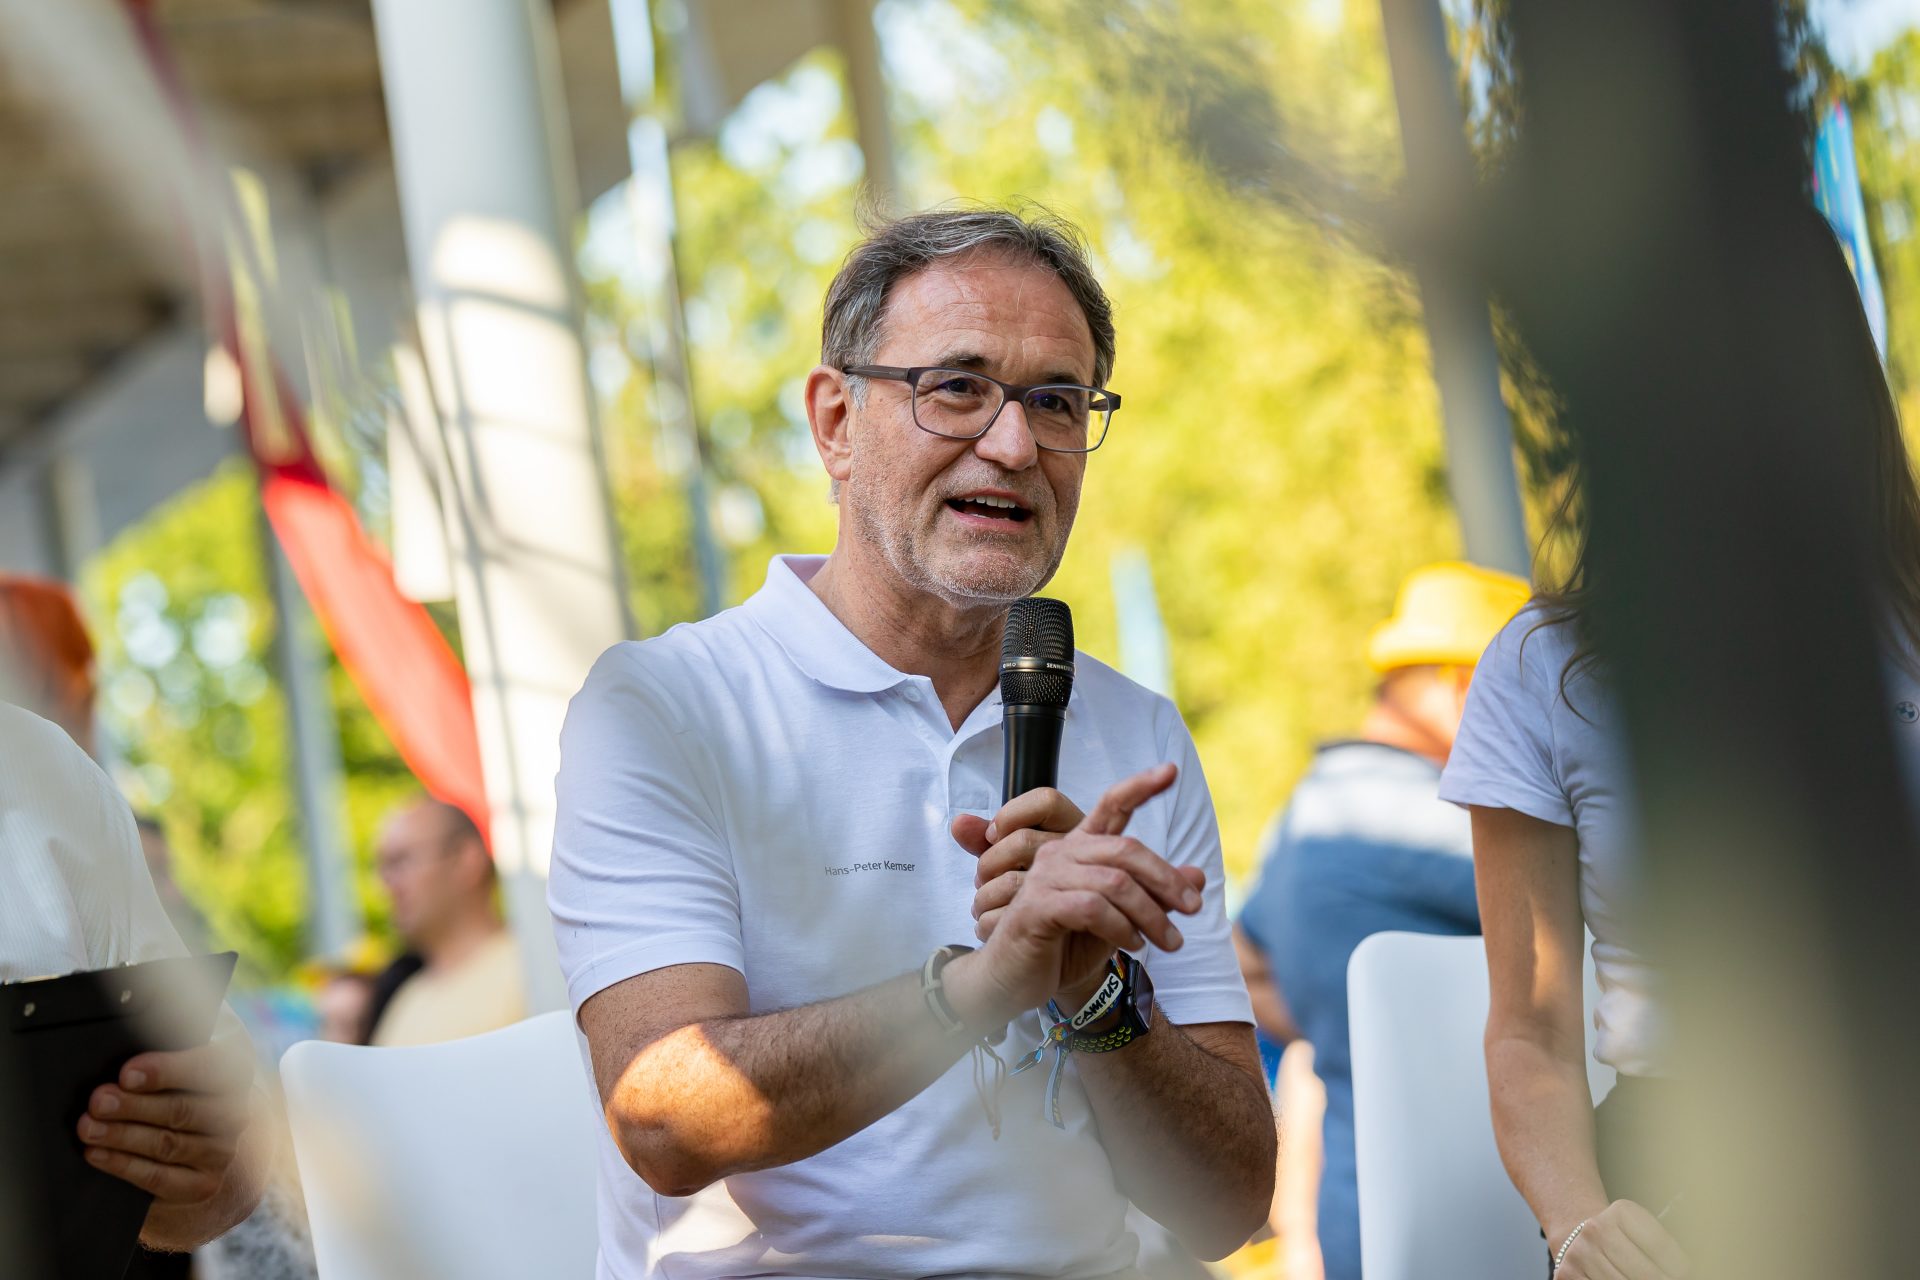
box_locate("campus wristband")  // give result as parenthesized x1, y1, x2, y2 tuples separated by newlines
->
(1011, 955, 1157, 1128)
(1056, 952, 1155, 1052)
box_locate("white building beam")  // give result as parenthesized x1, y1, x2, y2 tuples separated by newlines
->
(371, 0, 633, 1013)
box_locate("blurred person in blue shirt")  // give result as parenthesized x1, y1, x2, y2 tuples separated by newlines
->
(1236, 562, 1530, 1280)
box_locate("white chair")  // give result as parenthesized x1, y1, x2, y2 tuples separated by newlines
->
(281, 1010, 600, 1280)
(1349, 932, 1614, 1280)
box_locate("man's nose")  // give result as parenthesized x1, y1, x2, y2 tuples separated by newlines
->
(973, 397, 1040, 470)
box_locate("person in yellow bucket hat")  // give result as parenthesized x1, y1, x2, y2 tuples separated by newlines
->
(1233, 561, 1530, 1280)
(1362, 561, 1537, 749)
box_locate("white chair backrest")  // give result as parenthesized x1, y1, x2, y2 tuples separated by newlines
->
(280, 1010, 600, 1280)
(1349, 932, 1614, 1280)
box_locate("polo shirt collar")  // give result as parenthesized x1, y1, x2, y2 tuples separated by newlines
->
(745, 555, 918, 694)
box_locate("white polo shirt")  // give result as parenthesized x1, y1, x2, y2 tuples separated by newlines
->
(550, 555, 1253, 1280)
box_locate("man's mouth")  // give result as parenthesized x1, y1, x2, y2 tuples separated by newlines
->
(945, 493, 1034, 524)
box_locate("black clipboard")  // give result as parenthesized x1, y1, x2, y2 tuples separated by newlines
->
(0, 951, 237, 1280)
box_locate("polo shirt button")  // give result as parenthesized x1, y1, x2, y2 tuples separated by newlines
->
(902, 685, 922, 702)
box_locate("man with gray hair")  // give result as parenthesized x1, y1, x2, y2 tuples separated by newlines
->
(551, 206, 1274, 1278)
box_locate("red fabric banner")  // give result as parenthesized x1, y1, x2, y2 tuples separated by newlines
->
(256, 465, 492, 844)
(236, 353, 491, 846)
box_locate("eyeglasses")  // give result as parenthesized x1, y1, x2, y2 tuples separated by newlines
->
(375, 842, 458, 880)
(842, 365, 1120, 454)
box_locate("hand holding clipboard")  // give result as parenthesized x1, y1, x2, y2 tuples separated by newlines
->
(1, 951, 243, 1280)
(79, 1007, 258, 1243)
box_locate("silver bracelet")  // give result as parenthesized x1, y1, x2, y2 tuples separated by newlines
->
(1553, 1219, 1589, 1273)
(920, 945, 974, 1037)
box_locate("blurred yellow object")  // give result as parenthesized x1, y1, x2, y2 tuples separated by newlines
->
(1367, 561, 1532, 673)
(1217, 1232, 1280, 1278)
(293, 936, 389, 988)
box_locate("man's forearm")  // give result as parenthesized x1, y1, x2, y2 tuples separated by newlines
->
(608, 965, 985, 1195)
(1073, 1013, 1276, 1259)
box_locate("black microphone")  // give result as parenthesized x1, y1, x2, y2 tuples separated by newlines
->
(1001, 597, 1075, 803)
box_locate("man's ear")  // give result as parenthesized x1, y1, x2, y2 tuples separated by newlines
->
(456, 837, 493, 894)
(1452, 664, 1477, 711)
(805, 365, 855, 486)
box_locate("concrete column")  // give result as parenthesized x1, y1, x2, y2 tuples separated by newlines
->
(0, 464, 59, 576)
(261, 523, 362, 961)
(372, 0, 633, 1013)
(45, 452, 101, 579)
(608, 0, 726, 618)
(387, 343, 456, 605)
(1380, 0, 1531, 577)
(45, 453, 117, 772)
(833, 0, 900, 211)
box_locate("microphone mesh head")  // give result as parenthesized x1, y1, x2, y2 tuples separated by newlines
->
(1000, 597, 1074, 708)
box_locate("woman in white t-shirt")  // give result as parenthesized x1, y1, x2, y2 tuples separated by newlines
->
(1440, 220, 1920, 1280)
(1440, 605, 1678, 1277)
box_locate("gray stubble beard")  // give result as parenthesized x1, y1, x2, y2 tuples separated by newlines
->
(844, 477, 1068, 607)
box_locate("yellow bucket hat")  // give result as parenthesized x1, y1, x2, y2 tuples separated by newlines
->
(1367, 561, 1533, 673)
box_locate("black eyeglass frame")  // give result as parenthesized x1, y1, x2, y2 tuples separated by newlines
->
(842, 364, 1121, 454)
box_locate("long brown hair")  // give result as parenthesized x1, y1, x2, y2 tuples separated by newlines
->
(1528, 208, 1920, 693)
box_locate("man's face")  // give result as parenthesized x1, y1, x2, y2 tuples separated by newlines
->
(839, 252, 1096, 605)
(1395, 663, 1478, 759)
(375, 804, 471, 946)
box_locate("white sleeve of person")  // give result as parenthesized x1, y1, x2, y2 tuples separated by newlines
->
(1143, 700, 1256, 1028)
(548, 644, 743, 1012)
(1438, 607, 1575, 827)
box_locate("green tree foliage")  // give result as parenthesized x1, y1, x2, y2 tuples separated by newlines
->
(585, 0, 1464, 883)
(581, 52, 857, 639)
(85, 0, 1910, 982)
(902, 0, 1461, 880)
(1849, 30, 1920, 430)
(83, 462, 413, 981)
(83, 465, 302, 981)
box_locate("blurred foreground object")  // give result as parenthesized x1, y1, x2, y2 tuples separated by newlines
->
(0, 703, 270, 1260)
(1380, 0, 1531, 575)
(281, 1011, 598, 1280)
(1481, 0, 1920, 1273)
(1347, 932, 1614, 1277)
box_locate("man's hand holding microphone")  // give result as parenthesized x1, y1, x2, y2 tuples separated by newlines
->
(945, 765, 1202, 1022)
(933, 596, 1201, 1028)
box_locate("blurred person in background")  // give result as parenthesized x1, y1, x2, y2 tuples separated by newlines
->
(1235, 561, 1530, 1280)
(137, 814, 214, 957)
(313, 968, 378, 1045)
(362, 949, 425, 1042)
(1438, 215, 1916, 1280)
(368, 795, 525, 1046)
(0, 578, 272, 1268)
(0, 573, 99, 754)
(297, 936, 389, 1045)
(1273, 1042, 1328, 1277)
